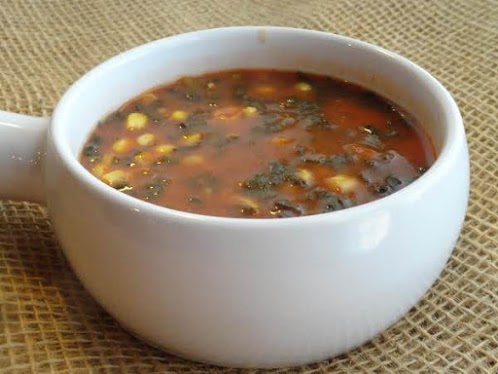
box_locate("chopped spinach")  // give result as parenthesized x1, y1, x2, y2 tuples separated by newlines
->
(300, 152, 352, 169)
(271, 199, 305, 217)
(144, 178, 170, 200)
(306, 188, 354, 212)
(364, 174, 409, 197)
(233, 84, 266, 110)
(241, 173, 273, 193)
(82, 136, 102, 162)
(82, 145, 99, 158)
(386, 175, 402, 189)
(292, 101, 333, 130)
(255, 115, 296, 133)
(241, 161, 298, 194)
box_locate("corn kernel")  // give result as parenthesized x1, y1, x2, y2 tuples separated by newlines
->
(234, 195, 258, 210)
(242, 106, 258, 116)
(155, 144, 176, 154)
(171, 110, 188, 121)
(137, 133, 155, 146)
(182, 154, 204, 166)
(294, 82, 313, 92)
(271, 136, 294, 145)
(295, 169, 314, 185)
(325, 174, 359, 194)
(102, 154, 114, 165)
(112, 138, 133, 153)
(126, 112, 147, 130)
(181, 133, 202, 146)
(92, 164, 106, 177)
(101, 170, 126, 186)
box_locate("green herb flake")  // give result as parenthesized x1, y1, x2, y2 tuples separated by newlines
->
(83, 145, 99, 158)
(270, 200, 305, 218)
(144, 178, 170, 200)
(241, 161, 299, 195)
(306, 188, 354, 213)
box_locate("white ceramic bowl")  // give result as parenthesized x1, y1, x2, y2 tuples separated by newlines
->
(0, 27, 469, 368)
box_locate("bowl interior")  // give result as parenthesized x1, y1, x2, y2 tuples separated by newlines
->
(55, 27, 453, 174)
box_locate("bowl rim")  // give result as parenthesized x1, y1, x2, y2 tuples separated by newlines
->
(51, 26, 465, 227)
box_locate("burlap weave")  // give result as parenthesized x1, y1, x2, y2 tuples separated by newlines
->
(0, 0, 497, 373)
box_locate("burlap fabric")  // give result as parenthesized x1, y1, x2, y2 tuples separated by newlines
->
(0, 0, 497, 372)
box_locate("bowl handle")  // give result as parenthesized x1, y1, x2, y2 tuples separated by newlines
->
(0, 111, 49, 204)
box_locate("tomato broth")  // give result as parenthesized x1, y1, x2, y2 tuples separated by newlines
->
(80, 69, 435, 218)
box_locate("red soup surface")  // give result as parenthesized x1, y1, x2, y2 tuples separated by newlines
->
(80, 69, 435, 218)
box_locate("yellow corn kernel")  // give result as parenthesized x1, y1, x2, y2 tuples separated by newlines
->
(181, 132, 202, 146)
(101, 170, 126, 186)
(126, 112, 148, 130)
(234, 195, 259, 211)
(137, 133, 155, 146)
(295, 169, 314, 185)
(271, 136, 294, 145)
(242, 106, 258, 116)
(325, 175, 359, 194)
(112, 138, 133, 153)
(294, 82, 313, 92)
(102, 154, 114, 165)
(92, 164, 106, 177)
(182, 154, 204, 166)
(171, 110, 188, 121)
(140, 93, 158, 105)
(155, 144, 176, 154)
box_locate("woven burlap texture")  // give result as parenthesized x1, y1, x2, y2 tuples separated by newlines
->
(0, 0, 497, 373)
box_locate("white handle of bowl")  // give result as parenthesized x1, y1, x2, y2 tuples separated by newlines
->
(0, 111, 49, 204)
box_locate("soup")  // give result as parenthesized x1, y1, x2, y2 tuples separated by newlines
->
(80, 69, 435, 218)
